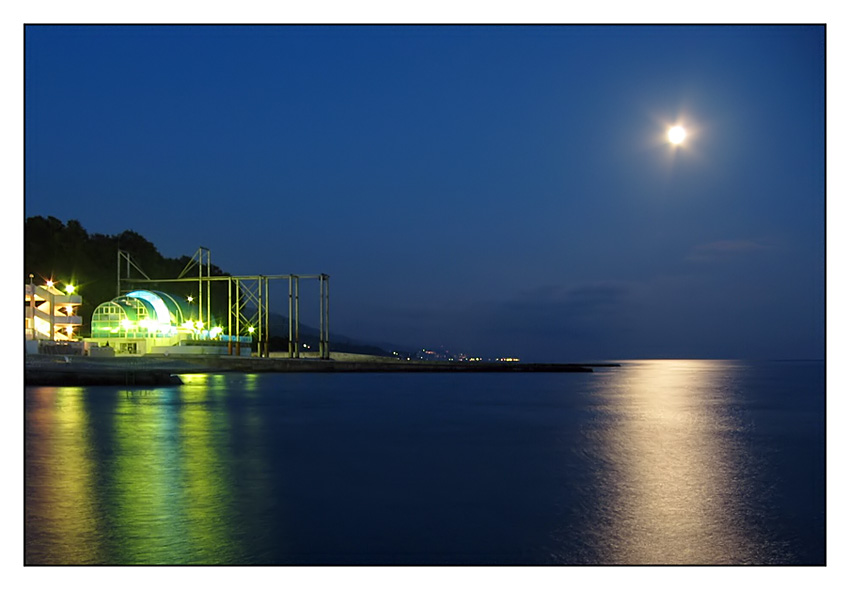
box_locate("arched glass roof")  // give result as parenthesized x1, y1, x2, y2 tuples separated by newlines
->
(92, 290, 195, 337)
(125, 290, 186, 325)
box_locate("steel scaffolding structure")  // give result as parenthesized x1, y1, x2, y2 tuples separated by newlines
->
(117, 249, 329, 359)
(177, 247, 211, 332)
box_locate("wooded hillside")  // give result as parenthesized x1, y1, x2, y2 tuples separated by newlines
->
(25, 216, 229, 336)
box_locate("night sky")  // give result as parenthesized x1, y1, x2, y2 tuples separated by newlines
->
(24, 25, 825, 362)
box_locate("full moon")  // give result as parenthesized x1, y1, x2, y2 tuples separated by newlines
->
(668, 125, 687, 144)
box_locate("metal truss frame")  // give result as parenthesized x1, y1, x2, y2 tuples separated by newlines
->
(117, 249, 329, 359)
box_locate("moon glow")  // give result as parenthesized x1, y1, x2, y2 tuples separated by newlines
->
(668, 126, 687, 144)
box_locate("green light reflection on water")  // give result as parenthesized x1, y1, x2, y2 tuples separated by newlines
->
(107, 387, 188, 564)
(177, 374, 238, 564)
(26, 372, 275, 565)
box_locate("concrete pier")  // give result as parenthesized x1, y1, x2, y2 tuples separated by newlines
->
(25, 354, 618, 385)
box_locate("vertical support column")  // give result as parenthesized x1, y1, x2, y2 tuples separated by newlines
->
(206, 250, 211, 334)
(319, 274, 324, 359)
(288, 275, 293, 358)
(235, 280, 241, 357)
(324, 274, 330, 360)
(294, 276, 300, 359)
(264, 276, 270, 358)
(258, 277, 263, 358)
(117, 251, 121, 297)
(227, 277, 232, 355)
(198, 254, 203, 328)
(317, 274, 330, 360)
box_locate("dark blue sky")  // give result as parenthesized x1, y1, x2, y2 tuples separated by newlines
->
(24, 25, 824, 361)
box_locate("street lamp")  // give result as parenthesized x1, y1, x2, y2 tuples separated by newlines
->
(28, 274, 34, 340)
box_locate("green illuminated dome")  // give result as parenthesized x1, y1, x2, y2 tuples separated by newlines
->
(91, 290, 193, 337)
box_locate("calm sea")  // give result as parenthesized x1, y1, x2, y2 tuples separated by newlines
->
(24, 359, 825, 565)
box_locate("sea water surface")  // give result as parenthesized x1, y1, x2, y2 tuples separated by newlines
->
(24, 359, 825, 565)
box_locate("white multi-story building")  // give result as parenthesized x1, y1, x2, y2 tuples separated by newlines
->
(25, 280, 83, 346)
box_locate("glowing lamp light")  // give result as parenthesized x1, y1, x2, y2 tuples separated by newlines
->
(247, 326, 255, 334)
(121, 319, 133, 330)
(187, 296, 194, 303)
(46, 280, 54, 288)
(65, 284, 75, 294)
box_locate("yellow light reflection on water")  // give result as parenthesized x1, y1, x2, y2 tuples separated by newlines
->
(25, 387, 102, 564)
(590, 360, 753, 564)
(178, 378, 236, 563)
(27, 375, 276, 565)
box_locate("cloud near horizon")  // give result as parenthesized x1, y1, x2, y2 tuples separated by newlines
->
(687, 239, 772, 262)
(353, 262, 822, 361)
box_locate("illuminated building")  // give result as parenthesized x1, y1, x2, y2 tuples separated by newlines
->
(87, 289, 231, 355)
(25, 280, 82, 344)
